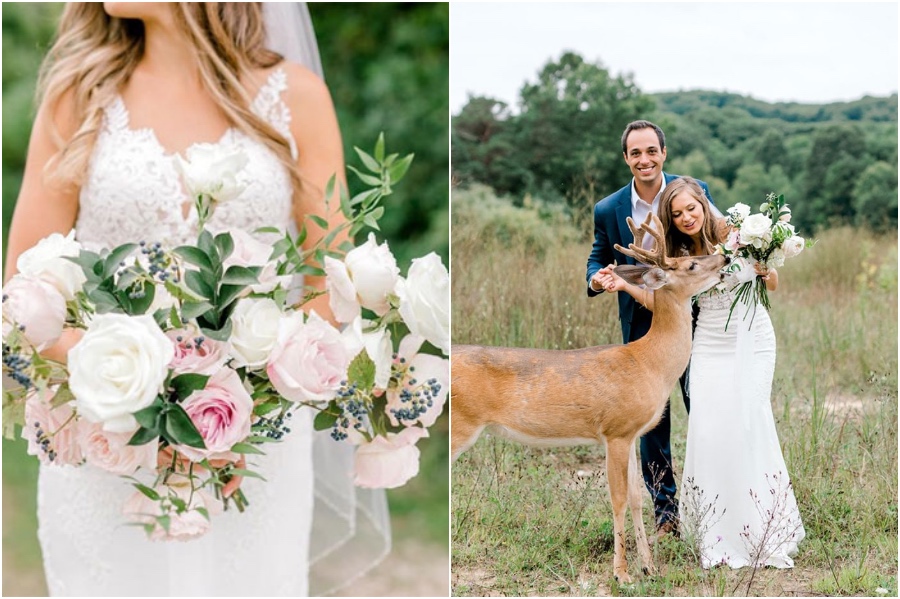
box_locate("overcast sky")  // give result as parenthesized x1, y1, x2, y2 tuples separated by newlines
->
(450, 2, 899, 114)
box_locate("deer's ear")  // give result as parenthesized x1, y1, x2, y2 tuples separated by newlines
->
(642, 267, 668, 289)
(614, 264, 649, 286)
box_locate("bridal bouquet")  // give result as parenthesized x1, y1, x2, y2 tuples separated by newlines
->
(717, 192, 812, 325)
(2, 136, 449, 541)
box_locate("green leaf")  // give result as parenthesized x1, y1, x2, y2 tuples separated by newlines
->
(221, 265, 260, 286)
(164, 404, 205, 448)
(174, 246, 214, 273)
(185, 270, 214, 300)
(170, 373, 210, 400)
(347, 165, 384, 187)
(309, 214, 329, 230)
(230, 442, 266, 455)
(133, 399, 164, 429)
(181, 300, 214, 321)
(127, 281, 157, 315)
(216, 284, 246, 311)
(127, 427, 159, 446)
(373, 132, 385, 163)
(350, 188, 380, 207)
(132, 482, 161, 501)
(214, 232, 235, 262)
(230, 468, 267, 481)
(49, 384, 75, 409)
(197, 230, 219, 263)
(323, 174, 336, 204)
(313, 403, 339, 431)
(363, 212, 381, 231)
(354, 147, 381, 174)
(102, 243, 138, 278)
(387, 153, 414, 184)
(200, 319, 232, 342)
(347, 351, 376, 392)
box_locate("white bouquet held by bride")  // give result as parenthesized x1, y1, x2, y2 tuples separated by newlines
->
(2, 135, 449, 541)
(717, 192, 814, 327)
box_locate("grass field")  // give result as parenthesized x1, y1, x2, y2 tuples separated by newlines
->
(450, 188, 898, 597)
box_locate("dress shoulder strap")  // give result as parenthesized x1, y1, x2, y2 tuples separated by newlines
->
(251, 67, 298, 159)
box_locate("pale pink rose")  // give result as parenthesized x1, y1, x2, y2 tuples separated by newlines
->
(79, 422, 157, 475)
(16, 229, 86, 300)
(385, 335, 449, 427)
(353, 426, 428, 489)
(267, 311, 352, 403)
(3, 275, 67, 351)
(166, 329, 229, 375)
(175, 369, 253, 462)
(324, 256, 361, 323)
(23, 389, 82, 466)
(222, 228, 290, 294)
(123, 485, 221, 541)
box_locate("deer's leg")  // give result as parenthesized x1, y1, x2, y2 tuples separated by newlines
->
(450, 410, 484, 462)
(628, 440, 656, 575)
(606, 437, 632, 584)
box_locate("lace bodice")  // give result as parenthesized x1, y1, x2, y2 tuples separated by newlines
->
(75, 69, 297, 251)
(696, 257, 758, 311)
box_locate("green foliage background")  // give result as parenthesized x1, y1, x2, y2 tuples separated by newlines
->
(453, 52, 898, 234)
(1, 2, 449, 593)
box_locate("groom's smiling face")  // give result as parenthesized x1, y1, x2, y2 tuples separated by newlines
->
(623, 128, 667, 186)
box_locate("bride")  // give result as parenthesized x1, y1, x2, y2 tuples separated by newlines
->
(596, 176, 805, 570)
(4, 3, 388, 596)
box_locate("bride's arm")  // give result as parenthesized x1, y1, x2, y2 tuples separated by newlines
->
(5, 90, 83, 363)
(282, 63, 349, 324)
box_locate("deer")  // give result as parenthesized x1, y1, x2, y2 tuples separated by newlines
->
(450, 212, 728, 584)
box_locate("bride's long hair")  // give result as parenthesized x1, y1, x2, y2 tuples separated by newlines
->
(37, 2, 303, 194)
(658, 177, 728, 257)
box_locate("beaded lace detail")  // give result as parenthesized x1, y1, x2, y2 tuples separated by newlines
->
(75, 68, 295, 251)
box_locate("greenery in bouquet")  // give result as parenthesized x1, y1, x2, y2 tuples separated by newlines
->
(1, 135, 449, 541)
(716, 192, 815, 327)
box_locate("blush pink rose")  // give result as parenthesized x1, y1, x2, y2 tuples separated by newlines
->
(23, 388, 82, 466)
(3, 274, 67, 351)
(123, 486, 221, 542)
(724, 229, 742, 252)
(353, 426, 428, 489)
(166, 329, 228, 375)
(385, 335, 449, 428)
(79, 422, 157, 475)
(175, 369, 253, 462)
(222, 228, 291, 294)
(267, 311, 351, 403)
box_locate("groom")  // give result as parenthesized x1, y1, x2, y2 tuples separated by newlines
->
(584, 120, 715, 539)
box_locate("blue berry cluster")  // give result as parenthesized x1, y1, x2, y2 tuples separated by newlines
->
(175, 335, 206, 351)
(2, 341, 33, 390)
(139, 241, 179, 283)
(31, 421, 57, 462)
(330, 380, 368, 441)
(390, 372, 442, 424)
(256, 410, 293, 440)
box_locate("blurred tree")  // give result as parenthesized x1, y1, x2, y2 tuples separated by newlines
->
(853, 161, 899, 232)
(754, 129, 789, 172)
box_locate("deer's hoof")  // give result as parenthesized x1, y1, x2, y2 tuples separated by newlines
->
(614, 571, 633, 585)
(643, 563, 657, 576)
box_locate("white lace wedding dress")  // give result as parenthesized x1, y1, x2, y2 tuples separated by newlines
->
(37, 69, 389, 597)
(680, 260, 805, 569)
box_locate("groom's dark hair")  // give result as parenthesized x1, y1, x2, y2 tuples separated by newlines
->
(621, 120, 666, 154)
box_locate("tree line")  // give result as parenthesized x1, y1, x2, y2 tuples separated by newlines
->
(452, 52, 898, 234)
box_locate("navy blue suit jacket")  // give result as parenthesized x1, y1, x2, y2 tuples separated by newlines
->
(585, 173, 713, 343)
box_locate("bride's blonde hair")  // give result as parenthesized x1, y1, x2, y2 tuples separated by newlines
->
(37, 2, 302, 195)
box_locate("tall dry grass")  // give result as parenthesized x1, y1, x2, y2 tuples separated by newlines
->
(450, 187, 898, 597)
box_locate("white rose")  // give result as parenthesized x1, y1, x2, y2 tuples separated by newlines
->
(363, 325, 393, 390)
(727, 203, 750, 221)
(783, 235, 806, 259)
(767, 248, 786, 268)
(228, 297, 282, 370)
(739, 213, 773, 247)
(175, 144, 249, 203)
(353, 427, 429, 489)
(325, 257, 360, 324)
(2, 275, 67, 351)
(16, 230, 86, 300)
(69, 314, 174, 433)
(396, 253, 450, 355)
(345, 233, 401, 316)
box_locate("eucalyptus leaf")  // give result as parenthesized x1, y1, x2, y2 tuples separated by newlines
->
(354, 147, 381, 174)
(387, 153, 414, 184)
(373, 132, 385, 163)
(347, 165, 383, 187)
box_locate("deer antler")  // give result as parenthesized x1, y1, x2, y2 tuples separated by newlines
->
(614, 212, 673, 267)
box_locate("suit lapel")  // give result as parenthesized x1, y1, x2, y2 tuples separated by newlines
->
(615, 185, 635, 265)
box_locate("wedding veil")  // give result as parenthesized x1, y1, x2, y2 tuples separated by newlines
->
(262, 3, 392, 596)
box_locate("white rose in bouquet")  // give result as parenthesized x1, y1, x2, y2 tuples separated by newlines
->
(345, 233, 401, 316)
(783, 235, 806, 259)
(3, 275, 67, 351)
(363, 325, 393, 390)
(228, 298, 282, 370)
(16, 230, 86, 300)
(739, 213, 773, 249)
(727, 203, 750, 223)
(223, 228, 291, 294)
(324, 257, 360, 323)
(69, 313, 174, 433)
(267, 311, 351, 403)
(175, 144, 249, 204)
(396, 252, 450, 355)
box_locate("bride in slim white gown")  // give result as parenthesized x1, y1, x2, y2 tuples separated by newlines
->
(5, 3, 387, 596)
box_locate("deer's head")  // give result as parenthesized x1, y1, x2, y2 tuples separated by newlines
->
(613, 213, 727, 299)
